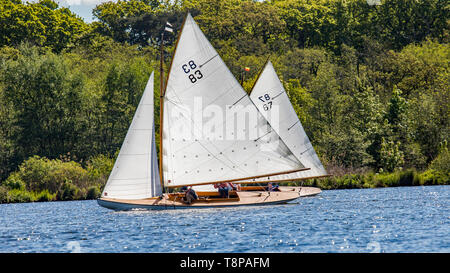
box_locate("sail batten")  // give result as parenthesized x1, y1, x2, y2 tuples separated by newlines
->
(101, 72, 162, 199)
(162, 14, 304, 187)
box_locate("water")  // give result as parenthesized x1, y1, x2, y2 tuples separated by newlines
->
(1, 186, 448, 253)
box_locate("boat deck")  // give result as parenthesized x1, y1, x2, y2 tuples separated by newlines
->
(97, 186, 322, 211)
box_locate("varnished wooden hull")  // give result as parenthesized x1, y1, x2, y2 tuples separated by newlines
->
(233, 186, 322, 197)
(97, 190, 302, 211)
(279, 186, 322, 197)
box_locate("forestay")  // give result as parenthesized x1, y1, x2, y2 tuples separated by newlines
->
(162, 14, 304, 188)
(102, 72, 162, 199)
(239, 61, 327, 182)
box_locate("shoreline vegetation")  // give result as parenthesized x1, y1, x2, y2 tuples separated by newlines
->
(0, 152, 448, 204)
(0, 0, 448, 204)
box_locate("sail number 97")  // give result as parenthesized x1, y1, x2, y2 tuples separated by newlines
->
(182, 60, 203, 83)
(258, 94, 272, 111)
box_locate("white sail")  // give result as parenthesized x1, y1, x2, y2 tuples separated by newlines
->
(102, 72, 162, 199)
(162, 14, 304, 188)
(192, 184, 216, 192)
(239, 61, 327, 182)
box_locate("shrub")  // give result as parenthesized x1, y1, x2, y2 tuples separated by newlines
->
(86, 154, 114, 186)
(361, 172, 376, 188)
(50, 160, 90, 191)
(14, 156, 89, 193)
(36, 190, 56, 202)
(86, 186, 101, 200)
(3, 172, 26, 190)
(398, 169, 415, 186)
(15, 156, 54, 192)
(379, 137, 404, 172)
(7, 189, 35, 203)
(429, 145, 449, 175)
(418, 169, 449, 185)
(0, 186, 8, 203)
(374, 172, 400, 187)
(59, 181, 80, 201)
(5, 155, 91, 201)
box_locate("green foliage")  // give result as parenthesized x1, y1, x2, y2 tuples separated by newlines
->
(1, 47, 85, 164)
(36, 189, 56, 202)
(86, 186, 101, 200)
(417, 169, 448, 185)
(3, 172, 26, 190)
(93, 0, 182, 46)
(1, 155, 103, 201)
(86, 154, 115, 181)
(11, 156, 89, 192)
(7, 188, 35, 203)
(429, 144, 449, 172)
(60, 181, 80, 201)
(309, 168, 447, 190)
(0, 0, 448, 202)
(379, 137, 404, 172)
(0, 0, 88, 52)
(0, 186, 56, 203)
(0, 186, 8, 203)
(386, 87, 406, 127)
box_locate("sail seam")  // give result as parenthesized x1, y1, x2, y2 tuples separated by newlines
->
(229, 94, 247, 108)
(199, 54, 219, 68)
(287, 120, 300, 131)
(271, 91, 285, 100)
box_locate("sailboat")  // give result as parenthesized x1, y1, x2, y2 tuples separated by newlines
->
(233, 60, 329, 195)
(192, 61, 327, 196)
(98, 13, 316, 211)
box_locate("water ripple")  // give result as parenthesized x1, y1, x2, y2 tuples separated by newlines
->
(0, 186, 449, 252)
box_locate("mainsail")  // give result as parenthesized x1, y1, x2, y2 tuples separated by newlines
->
(240, 61, 327, 182)
(162, 14, 305, 188)
(102, 72, 162, 199)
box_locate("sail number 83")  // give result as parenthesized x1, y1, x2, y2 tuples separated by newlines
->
(182, 60, 203, 83)
(258, 94, 272, 111)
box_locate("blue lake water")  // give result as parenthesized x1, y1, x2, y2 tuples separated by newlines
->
(1, 186, 449, 253)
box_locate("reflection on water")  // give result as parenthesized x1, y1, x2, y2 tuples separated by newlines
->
(1, 186, 449, 253)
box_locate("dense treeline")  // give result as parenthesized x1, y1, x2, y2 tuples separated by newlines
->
(0, 0, 448, 202)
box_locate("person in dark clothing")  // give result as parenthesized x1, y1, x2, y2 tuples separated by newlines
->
(229, 182, 241, 191)
(267, 182, 280, 191)
(182, 186, 198, 204)
(214, 183, 230, 198)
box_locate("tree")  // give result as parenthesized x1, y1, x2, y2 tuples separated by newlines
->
(379, 137, 404, 172)
(274, 0, 337, 48)
(93, 0, 184, 47)
(374, 0, 449, 50)
(0, 0, 88, 52)
(386, 86, 407, 133)
(1, 46, 85, 164)
(98, 58, 153, 155)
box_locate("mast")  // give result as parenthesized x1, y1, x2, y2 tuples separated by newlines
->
(159, 15, 188, 190)
(159, 30, 165, 192)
